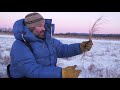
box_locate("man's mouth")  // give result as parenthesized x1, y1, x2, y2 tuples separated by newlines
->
(41, 32, 44, 36)
(40, 30, 45, 34)
(38, 30, 45, 37)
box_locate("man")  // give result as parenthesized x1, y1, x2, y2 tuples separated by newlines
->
(9, 12, 93, 78)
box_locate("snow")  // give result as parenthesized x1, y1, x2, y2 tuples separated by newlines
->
(56, 37, 120, 78)
(0, 35, 120, 78)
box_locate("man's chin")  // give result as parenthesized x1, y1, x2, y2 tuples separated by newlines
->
(35, 33, 45, 39)
(38, 35, 45, 39)
(41, 35, 45, 39)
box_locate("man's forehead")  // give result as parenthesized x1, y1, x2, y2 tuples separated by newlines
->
(38, 22, 45, 25)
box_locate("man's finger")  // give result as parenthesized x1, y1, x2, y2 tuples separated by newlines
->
(85, 45, 93, 48)
(66, 65, 77, 70)
(70, 65, 77, 69)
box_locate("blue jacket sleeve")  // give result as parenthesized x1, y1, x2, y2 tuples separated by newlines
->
(53, 38, 82, 58)
(10, 40, 62, 78)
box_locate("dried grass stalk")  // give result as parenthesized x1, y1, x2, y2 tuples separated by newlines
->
(81, 16, 104, 60)
(89, 16, 103, 40)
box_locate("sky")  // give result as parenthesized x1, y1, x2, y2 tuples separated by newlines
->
(0, 12, 120, 34)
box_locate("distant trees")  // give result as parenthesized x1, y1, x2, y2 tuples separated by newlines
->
(54, 33, 120, 40)
(0, 27, 13, 34)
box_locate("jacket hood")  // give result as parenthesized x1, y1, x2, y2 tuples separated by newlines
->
(12, 19, 39, 42)
(12, 19, 55, 42)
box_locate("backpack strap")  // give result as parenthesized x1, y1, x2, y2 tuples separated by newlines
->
(21, 40, 33, 53)
(7, 64, 12, 78)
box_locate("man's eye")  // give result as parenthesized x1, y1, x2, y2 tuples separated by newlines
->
(38, 25, 42, 27)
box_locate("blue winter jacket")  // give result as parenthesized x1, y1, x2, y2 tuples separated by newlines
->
(10, 19, 82, 78)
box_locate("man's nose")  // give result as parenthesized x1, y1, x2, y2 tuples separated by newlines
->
(43, 26, 45, 31)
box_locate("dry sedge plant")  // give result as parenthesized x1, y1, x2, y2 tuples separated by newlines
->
(80, 16, 105, 60)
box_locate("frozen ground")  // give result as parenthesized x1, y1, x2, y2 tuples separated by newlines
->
(0, 35, 120, 78)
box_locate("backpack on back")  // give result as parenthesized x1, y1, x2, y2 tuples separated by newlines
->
(7, 40, 32, 78)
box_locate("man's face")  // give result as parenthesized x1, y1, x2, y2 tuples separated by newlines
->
(32, 23, 45, 39)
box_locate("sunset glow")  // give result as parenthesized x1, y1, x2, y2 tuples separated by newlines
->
(0, 12, 120, 34)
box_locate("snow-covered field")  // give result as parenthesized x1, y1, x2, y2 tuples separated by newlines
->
(0, 35, 120, 78)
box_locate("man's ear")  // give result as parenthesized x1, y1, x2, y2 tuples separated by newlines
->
(29, 27, 35, 32)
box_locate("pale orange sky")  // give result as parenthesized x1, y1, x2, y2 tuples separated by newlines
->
(0, 12, 120, 34)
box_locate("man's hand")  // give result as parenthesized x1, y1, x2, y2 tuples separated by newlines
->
(62, 65, 81, 78)
(80, 40, 93, 53)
